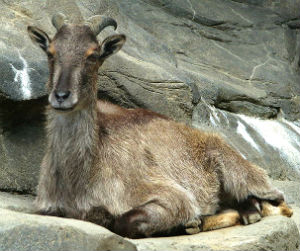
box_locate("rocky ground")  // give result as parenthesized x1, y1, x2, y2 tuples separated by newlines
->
(0, 180, 299, 251)
(0, 0, 300, 250)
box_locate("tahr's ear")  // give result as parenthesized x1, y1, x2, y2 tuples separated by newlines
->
(99, 34, 126, 60)
(27, 26, 51, 52)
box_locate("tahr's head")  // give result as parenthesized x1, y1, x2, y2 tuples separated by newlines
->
(28, 13, 125, 112)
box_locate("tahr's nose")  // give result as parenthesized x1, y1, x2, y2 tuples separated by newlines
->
(54, 90, 71, 103)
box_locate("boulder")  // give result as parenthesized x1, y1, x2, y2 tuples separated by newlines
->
(0, 208, 136, 251)
(0, 191, 34, 213)
(132, 216, 300, 251)
(271, 180, 300, 206)
(0, 192, 299, 251)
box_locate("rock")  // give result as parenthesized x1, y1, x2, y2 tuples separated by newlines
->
(0, 99, 46, 194)
(0, 1, 49, 101)
(217, 100, 278, 119)
(120, 0, 300, 120)
(272, 180, 300, 206)
(132, 216, 299, 251)
(0, 191, 34, 213)
(291, 206, 300, 233)
(0, 192, 299, 251)
(0, 0, 299, 196)
(287, 20, 300, 30)
(0, 208, 137, 251)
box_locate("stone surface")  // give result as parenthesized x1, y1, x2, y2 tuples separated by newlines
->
(0, 99, 46, 194)
(0, 208, 137, 251)
(0, 192, 299, 251)
(291, 206, 300, 234)
(0, 191, 34, 213)
(132, 216, 300, 251)
(271, 180, 300, 206)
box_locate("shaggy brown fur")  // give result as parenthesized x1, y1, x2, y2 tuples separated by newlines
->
(27, 15, 292, 239)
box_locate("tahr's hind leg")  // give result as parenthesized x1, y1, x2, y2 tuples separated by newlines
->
(219, 155, 289, 225)
(236, 197, 262, 225)
(114, 185, 199, 238)
(214, 143, 285, 206)
(237, 197, 293, 225)
(185, 209, 240, 234)
(261, 201, 293, 217)
(114, 200, 192, 238)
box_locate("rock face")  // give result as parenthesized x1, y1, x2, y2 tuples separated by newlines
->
(0, 191, 299, 251)
(0, 0, 300, 250)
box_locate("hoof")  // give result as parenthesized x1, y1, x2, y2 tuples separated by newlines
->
(184, 217, 202, 234)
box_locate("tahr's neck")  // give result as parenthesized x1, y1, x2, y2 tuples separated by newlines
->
(46, 102, 98, 190)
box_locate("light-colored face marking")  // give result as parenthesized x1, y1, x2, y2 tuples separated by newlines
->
(48, 43, 56, 56)
(85, 46, 98, 58)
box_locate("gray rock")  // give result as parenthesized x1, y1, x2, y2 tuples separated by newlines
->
(120, 0, 300, 120)
(0, 99, 46, 194)
(291, 206, 300, 234)
(0, 192, 34, 213)
(217, 100, 278, 119)
(132, 216, 300, 251)
(0, 208, 137, 251)
(271, 180, 300, 206)
(0, 193, 299, 251)
(0, 1, 49, 101)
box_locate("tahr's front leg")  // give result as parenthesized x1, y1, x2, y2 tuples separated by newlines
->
(34, 157, 62, 216)
(185, 210, 240, 234)
(34, 200, 64, 217)
(34, 187, 63, 217)
(85, 206, 115, 230)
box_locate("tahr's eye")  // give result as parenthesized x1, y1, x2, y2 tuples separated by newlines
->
(87, 53, 99, 63)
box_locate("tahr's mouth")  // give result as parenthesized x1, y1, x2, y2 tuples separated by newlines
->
(51, 103, 77, 112)
(53, 106, 75, 112)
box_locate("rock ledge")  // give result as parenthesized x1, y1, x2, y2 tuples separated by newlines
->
(0, 192, 299, 251)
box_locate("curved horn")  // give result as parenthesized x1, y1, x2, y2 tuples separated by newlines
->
(52, 13, 67, 31)
(85, 15, 117, 36)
